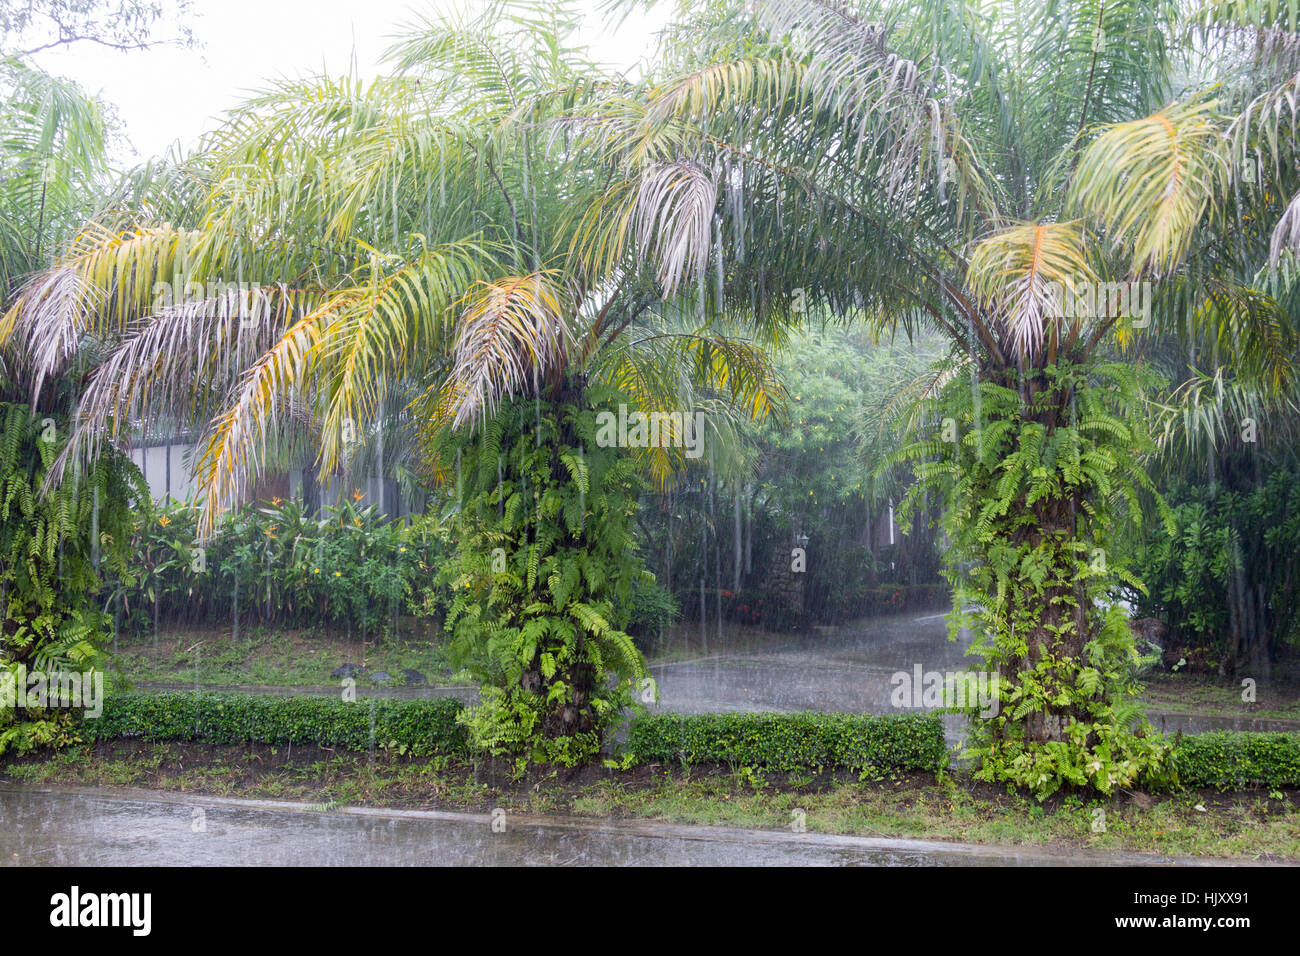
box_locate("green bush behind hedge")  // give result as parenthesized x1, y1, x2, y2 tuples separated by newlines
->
(627, 711, 950, 772)
(84, 692, 468, 756)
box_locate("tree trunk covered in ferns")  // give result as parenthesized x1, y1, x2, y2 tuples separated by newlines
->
(437, 381, 648, 767)
(1018, 493, 1091, 744)
(0, 403, 142, 751)
(899, 358, 1176, 795)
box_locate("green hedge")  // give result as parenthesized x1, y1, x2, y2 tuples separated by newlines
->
(83, 692, 468, 756)
(627, 711, 949, 772)
(1172, 731, 1300, 790)
(75, 695, 1300, 790)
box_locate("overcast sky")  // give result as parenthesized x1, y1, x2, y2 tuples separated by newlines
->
(28, 0, 669, 163)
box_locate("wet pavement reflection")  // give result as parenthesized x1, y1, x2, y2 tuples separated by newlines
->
(0, 787, 1247, 867)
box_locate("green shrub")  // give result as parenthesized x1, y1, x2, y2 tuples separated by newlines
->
(1128, 458, 1300, 670)
(720, 587, 768, 626)
(83, 692, 468, 756)
(62, 694, 1300, 792)
(115, 499, 451, 637)
(627, 711, 948, 773)
(1172, 731, 1300, 790)
(625, 576, 680, 640)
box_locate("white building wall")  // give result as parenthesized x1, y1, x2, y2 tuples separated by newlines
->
(128, 443, 196, 503)
(132, 446, 416, 518)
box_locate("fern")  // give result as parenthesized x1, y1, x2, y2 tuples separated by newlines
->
(434, 385, 649, 767)
(1, 402, 141, 746)
(894, 360, 1174, 797)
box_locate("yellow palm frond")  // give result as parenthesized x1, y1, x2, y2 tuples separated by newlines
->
(593, 326, 785, 487)
(49, 283, 301, 491)
(441, 272, 574, 430)
(646, 57, 809, 126)
(2, 224, 208, 398)
(189, 239, 496, 533)
(191, 305, 326, 537)
(1069, 100, 1227, 275)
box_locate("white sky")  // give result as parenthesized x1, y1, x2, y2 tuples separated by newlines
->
(28, 0, 670, 163)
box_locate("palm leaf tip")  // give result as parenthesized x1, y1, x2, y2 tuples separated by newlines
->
(1069, 101, 1226, 275)
(966, 222, 1093, 359)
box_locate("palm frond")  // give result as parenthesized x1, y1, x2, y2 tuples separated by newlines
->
(1070, 99, 1228, 275)
(965, 221, 1094, 359)
(439, 272, 575, 431)
(633, 160, 717, 298)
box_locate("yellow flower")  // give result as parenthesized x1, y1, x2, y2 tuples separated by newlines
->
(158, 515, 170, 527)
(313, 568, 320, 574)
(334, 572, 342, 577)
(271, 497, 283, 506)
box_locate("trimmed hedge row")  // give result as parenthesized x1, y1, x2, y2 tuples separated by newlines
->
(627, 711, 950, 773)
(74, 694, 1300, 790)
(83, 692, 469, 756)
(1172, 731, 1300, 790)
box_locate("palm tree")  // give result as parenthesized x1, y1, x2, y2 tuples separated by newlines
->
(0, 3, 784, 758)
(0, 58, 142, 728)
(562, 0, 1299, 792)
(0, 58, 111, 401)
(3, 4, 779, 526)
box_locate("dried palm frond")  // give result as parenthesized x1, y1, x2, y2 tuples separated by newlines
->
(440, 272, 575, 430)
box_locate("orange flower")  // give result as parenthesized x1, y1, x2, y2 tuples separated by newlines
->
(158, 515, 170, 528)
(351, 488, 365, 502)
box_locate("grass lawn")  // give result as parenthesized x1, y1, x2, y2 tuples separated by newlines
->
(105, 620, 1300, 732)
(1139, 670, 1300, 722)
(106, 626, 465, 689)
